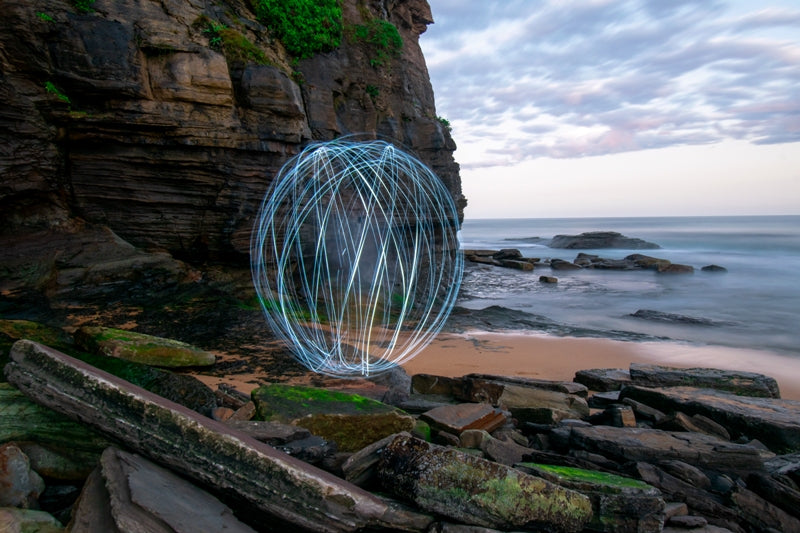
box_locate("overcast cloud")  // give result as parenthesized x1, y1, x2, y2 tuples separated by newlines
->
(421, 0, 800, 170)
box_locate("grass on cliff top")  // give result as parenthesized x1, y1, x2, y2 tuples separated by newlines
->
(254, 0, 342, 59)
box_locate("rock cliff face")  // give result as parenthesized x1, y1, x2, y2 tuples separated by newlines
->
(0, 0, 462, 308)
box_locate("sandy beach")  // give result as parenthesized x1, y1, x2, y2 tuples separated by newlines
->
(402, 332, 800, 401)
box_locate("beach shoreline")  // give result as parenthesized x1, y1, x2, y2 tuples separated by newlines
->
(402, 331, 800, 401)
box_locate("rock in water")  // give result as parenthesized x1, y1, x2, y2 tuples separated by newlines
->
(549, 232, 660, 250)
(376, 434, 592, 532)
(4, 340, 417, 532)
(74, 326, 216, 368)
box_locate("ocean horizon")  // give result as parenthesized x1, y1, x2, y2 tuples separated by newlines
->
(455, 214, 800, 358)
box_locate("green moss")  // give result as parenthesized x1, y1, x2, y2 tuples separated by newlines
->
(36, 12, 55, 22)
(253, 0, 343, 59)
(521, 463, 651, 489)
(351, 19, 402, 68)
(252, 383, 390, 420)
(44, 81, 70, 105)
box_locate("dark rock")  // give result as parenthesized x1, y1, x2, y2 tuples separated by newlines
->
(376, 434, 593, 532)
(369, 365, 412, 406)
(566, 425, 764, 474)
(701, 265, 728, 273)
(517, 463, 666, 533)
(655, 411, 730, 440)
(251, 383, 415, 452)
(746, 471, 800, 519)
(550, 258, 582, 270)
(668, 515, 708, 528)
(434, 430, 461, 447)
(587, 390, 621, 408)
(625, 254, 671, 270)
(539, 275, 558, 283)
(276, 435, 337, 465)
(549, 232, 660, 250)
(342, 432, 407, 489)
(499, 259, 534, 271)
(459, 429, 492, 450)
(420, 403, 507, 434)
(411, 373, 465, 397)
(492, 249, 523, 260)
(658, 263, 695, 274)
(74, 325, 216, 367)
(574, 368, 632, 392)
(0, 508, 63, 533)
(664, 501, 689, 519)
(0, 443, 45, 508)
(620, 385, 800, 453)
(5, 340, 419, 532)
(628, 363, 781, 398)
(72, 447, 257, 533)
(223, 420, 312, 445)
(729, 486, 800, 533)
(481, 435, 531, 466)
(629, 310, 718, 327)
(621, 397, 667, 424)
(464, 373, 588, 398)
(657, 460, 712, 490)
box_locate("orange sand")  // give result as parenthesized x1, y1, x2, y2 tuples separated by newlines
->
(402, 332, 800, 401)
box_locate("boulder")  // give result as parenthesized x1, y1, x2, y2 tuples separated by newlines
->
(70, 447, 257, 533)
(0, 383, 110, 481)
(251, 384, 415, 452)
(657, 263, 694, 274)
(620, 385, 800, 453)
(625, 254, 671, 270)
(74, 326, 216, 368)
(550, 258, 582, 270)
(565, 425, 764, 474)
(492, 249, 523, 261)
(4, 340, 422, 532)
(628, 363, 781, 398)
(729, 486, 800, 533)
(499, 259, 534, 271)
(574, 368, 632, 392)
(0, 443, 45, 508)
(420, 403, 507, 435)
(0, 508, 63, 533)
(376, 434, 593, 532)
(549, 232, 660, 250)
(539, 275, 558, 283)
(701, 264, 728, 273)
(517, 463, 665, 532)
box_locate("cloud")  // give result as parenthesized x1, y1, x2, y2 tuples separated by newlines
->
(421, 0, 800, 165)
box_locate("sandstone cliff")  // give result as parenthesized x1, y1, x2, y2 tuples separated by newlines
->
(0, 0, 463, 310)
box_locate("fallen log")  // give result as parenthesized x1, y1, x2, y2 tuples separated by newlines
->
(4, 340, 429, 532)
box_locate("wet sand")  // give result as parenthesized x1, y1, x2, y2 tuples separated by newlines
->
(402, 332, 800, 400)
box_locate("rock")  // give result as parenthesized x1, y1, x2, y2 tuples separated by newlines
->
(517, 463, 666, 533)
(223, 420, 312, 445)
(565, 425, 764, 474)
(0, 383, 110, 481)
(5, 340, 419, 532)
(481, 435, 531, 466)
(587, 390, 621, 408)
(668, 515, 708, 528)
(574, 368, 632, 392)
(421, 403, 507, 434)
(276, 435, 337, 465)
(628, 363, 781, 398)
(369, 365, 412, 406)
(701, 265, 728, 273)
(0, 508, 63, 533)
(465, 374, 589, 398)
(459, 429, 492, 450)
(620, 385, 800, 453)
(604, 405, 637, 427)
(625, 254, 672, 270)
(251, 383, 415, 452)
(658, 263, 695, 274)
(539, 275, 558, 283)
(492, 249, 523, 261)
(655, 411, 730, 441)
(664, 501, 689, 519)
(229, 401, 256, 421)
(656, 460, 711, 490)
(74, 325, 216, 368)
(550, 258, 582, 270)
(0, 443, 45, 508)
(71, 447, 257, 533)
(342, 432, 407, 489)
(411, 373, 465, 398)
(621, 398, 667, 424)
(211, 406, 235, 421)
(549, 232, 660, 250)
(729, 486, 800, 533)
(376, 434, 593, 532)
(500, 259, 534, 271)
(746, 471, 800, 520)
(628, 310, 718, 326)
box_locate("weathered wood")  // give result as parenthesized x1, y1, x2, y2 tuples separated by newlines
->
(4, 340, 422, 532)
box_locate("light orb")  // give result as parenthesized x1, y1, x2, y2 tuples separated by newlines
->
(251, 139, 463, 377)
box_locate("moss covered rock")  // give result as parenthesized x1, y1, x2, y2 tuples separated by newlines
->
(0, 320, 74, 381)
(251, 384, 414, 452)
(74, 326, 216, 368)
(517, 463, 665, 532)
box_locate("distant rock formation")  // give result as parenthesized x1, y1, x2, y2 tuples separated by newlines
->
(549, 231, 660, 249)
(0, 0, 462, 308)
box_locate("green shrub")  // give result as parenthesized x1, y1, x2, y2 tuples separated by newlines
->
(198, 17, 270, 65)
(436, 115, 452, 133)
(353, 19, 402, 67)
(253, 0, 342, 59)
(365, 84, 379, 99)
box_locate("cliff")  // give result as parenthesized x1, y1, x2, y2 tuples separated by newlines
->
(0, 0, 463, 311)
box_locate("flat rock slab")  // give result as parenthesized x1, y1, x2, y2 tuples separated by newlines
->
(516, 463, 665, 532)
(377, 434, 592, 532)
(75, 325, 216, 368)
(628, 363, 780, 398)
(620, 385, 800, 454)
(421, 403, 507, 434)
(574, 368, 631, 392)
(566, 425, 764, 473)
(4, 340, 418, 532)
(251, 384, 415, 452)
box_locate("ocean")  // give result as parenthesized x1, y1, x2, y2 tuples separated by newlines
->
(456, 215, 800, 357)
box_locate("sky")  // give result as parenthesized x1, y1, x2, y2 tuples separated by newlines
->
(419, 0, 800, 219)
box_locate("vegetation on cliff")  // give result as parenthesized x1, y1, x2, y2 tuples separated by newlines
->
(253, 0, 343, 58)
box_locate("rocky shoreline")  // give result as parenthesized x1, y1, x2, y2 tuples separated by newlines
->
(2, 321, 800, 532)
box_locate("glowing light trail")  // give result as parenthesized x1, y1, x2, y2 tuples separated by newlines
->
(251, 139, 463, 377)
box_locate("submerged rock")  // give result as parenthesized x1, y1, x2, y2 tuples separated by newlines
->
(377, 434, 592, 532)
(549, 232, 660, 250)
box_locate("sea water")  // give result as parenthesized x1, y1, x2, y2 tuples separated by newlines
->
(456, 216, 800, 357)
